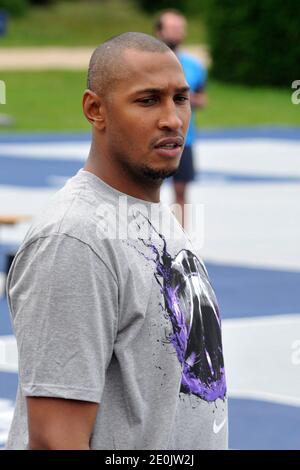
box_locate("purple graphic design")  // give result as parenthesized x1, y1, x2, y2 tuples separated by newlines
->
(134, 216, 226, 402)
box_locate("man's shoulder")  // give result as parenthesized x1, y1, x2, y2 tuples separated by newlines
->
(10, 186, 118, 286)
(21, 174, 104, 251)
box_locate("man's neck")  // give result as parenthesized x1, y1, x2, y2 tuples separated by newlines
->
(84, 153, 161, 203)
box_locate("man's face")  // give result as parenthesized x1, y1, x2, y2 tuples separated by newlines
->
(103, 49, 191, 182)
(157, 13, 187, 50)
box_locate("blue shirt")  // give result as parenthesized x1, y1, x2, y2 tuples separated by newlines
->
(177, 51, 207, 146)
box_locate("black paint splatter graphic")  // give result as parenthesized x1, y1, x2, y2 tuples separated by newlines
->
(132, 215, 226, 402)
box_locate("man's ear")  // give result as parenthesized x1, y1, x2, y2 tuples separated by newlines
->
(82, 89, 106, 131)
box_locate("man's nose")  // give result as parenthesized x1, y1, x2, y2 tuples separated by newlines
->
(157, 101, 183, 130)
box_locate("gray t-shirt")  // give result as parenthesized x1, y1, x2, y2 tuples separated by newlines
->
(6, 169, 228, 450)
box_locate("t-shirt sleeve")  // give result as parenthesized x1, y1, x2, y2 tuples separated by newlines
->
(194, 60, 207, 92)
(7, 233, 118, 404)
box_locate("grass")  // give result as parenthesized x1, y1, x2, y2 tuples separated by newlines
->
(197, 80, 300, 129)
(0, 71, 298, 132)
(0, 0, 206, 47)
(0, 71, 88, 131)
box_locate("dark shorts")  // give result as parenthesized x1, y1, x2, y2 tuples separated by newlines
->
(173, 145, 195, 183)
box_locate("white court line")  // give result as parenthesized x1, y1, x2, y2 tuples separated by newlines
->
(228, 389, 300, 408)
(0, 143, 89, 160)
(222, 314, 300, 408)
(188, 181, 300, 271)
(224, 313, 300, 329)
(0, 399, 15, 448)
(0, 185, 56, 245)
(0, 273, 6, 298)
(195, 139, 300, 177)
(47, 175, 70, 186)
(0, 336, 18, 373)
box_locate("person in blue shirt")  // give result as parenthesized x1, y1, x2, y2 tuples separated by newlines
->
(155, 9, 207, 228)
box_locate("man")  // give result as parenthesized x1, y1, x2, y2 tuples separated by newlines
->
(6, 32, 227, 450)
(155, 9, 208, 227)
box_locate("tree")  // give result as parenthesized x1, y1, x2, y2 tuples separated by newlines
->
(205, 0, 299, 87)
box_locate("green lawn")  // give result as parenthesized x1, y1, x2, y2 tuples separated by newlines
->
(0, 71, 88, 131)
(0, 0, 206, 47)
(0, 71, 298, 132)
(197, 81, 300, 128)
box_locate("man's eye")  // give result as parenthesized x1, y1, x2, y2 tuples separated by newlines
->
(139, 98, 157, 105)
(176, 96, 189, 102)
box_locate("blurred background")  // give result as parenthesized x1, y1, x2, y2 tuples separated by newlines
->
(0, 0, 299, 449)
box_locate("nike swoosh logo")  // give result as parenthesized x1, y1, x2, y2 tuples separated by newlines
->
(213, 417, 227, 434)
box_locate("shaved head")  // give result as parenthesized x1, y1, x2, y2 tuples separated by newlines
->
(87, 32, 171, 101)
(83, 31, 190, 196)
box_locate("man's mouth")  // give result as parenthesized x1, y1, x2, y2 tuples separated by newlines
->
(153, 136, 184, 157)
(153, 143, 182, 158)
(154, 136, 184, 148)
(158, 143, 180, 149)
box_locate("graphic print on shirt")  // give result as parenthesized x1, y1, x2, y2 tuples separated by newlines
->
(131, 216, 226, 403)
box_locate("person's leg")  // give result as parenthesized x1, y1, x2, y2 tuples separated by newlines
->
(173, 180, 187, 228)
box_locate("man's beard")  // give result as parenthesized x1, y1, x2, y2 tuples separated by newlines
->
(112, 147, 178, 182)
(140, 165, 177, 181)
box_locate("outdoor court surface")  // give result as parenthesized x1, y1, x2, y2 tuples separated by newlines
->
(0, 127, 299, 449)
